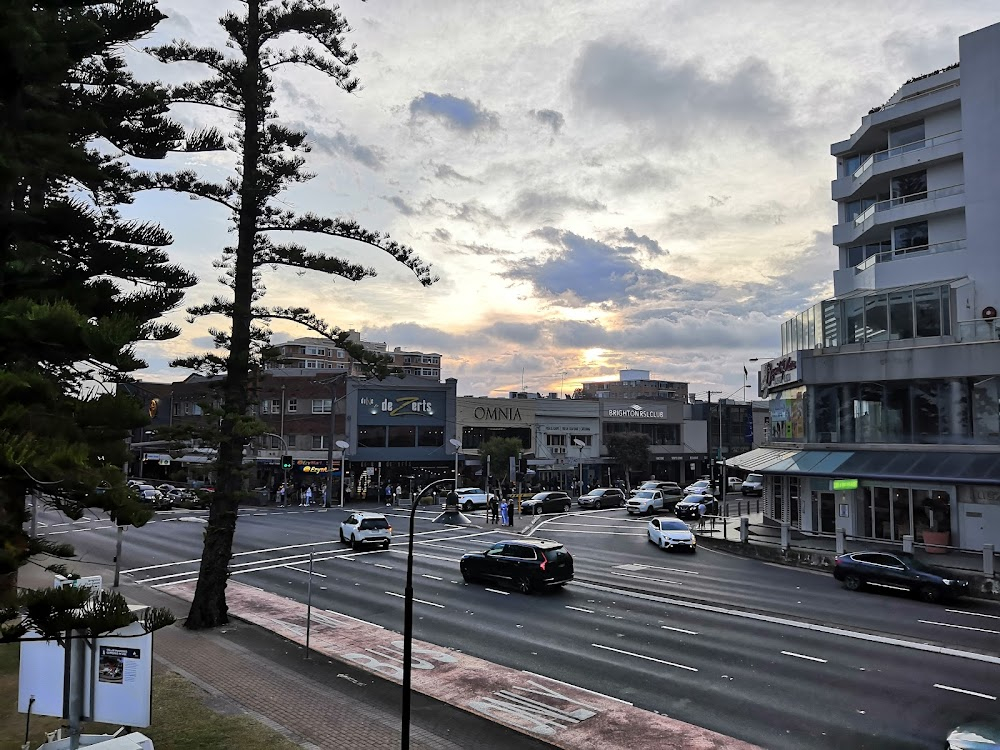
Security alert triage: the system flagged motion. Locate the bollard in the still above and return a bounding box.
[985,544,995,578]
[739,516,749,544]
[836,527,845,555]
[305,550,314,659]
[902,534,914,554]
[780,522,790,551]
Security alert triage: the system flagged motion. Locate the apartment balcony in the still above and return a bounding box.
[833,239,967,295]
[831,130,963,201]
[832,184,965,247]
[955,318,1000,343]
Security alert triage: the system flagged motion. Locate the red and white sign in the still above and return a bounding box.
[761,353,800,394]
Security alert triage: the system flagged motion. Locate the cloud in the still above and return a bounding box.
[385,195,416,215]
[305,129,386,170]
[433,163,478,183]
[505,228,685,307]
[530,108,565,134]
[570,39,793,146]
[617,227,667,257]
[507,189,606,224]
[409,92,500,132]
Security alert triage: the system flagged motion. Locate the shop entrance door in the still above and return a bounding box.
[818,492,836,534]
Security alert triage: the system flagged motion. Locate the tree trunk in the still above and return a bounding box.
[186,0,262,630]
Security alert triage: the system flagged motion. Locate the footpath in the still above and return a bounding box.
[21,505,759,750]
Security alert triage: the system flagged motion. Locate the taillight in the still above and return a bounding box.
[834,557,840,565]
[540,557,547,571]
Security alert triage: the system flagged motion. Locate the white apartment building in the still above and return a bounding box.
[733,22,1000,552]
[267,331,442,380]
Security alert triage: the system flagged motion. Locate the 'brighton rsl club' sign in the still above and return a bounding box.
[761,353,801,394]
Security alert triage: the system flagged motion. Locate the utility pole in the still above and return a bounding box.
[705,391,716,496]
[280,384,288,502]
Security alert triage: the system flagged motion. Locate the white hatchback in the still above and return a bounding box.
[647,517,696,552]
[340,512,392,550]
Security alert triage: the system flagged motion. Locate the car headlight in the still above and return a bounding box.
[942,578,964,586]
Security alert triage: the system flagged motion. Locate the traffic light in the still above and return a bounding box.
[281,455,293,470]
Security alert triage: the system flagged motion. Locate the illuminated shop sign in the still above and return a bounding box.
[607,408,665,418]
[762,353,800,392]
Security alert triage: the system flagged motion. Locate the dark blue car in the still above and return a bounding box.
[833,551,969,603]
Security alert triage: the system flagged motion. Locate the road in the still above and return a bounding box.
[33,501,1000,749]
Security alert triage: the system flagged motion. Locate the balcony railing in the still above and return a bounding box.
[956,318,1000,343]
[852,183,965,227]
[852,130,962,181]
[853,238,965,274]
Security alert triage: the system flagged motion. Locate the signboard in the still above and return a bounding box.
[832,478,858,490]
[358,390,446,424]
[761,353,800,394]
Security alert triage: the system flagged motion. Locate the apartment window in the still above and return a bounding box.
[545,434,566,446]
[183,401,191,415]
[893,221,928,253]
[404,356,412,364]
[286,398,297,413]
[305,346,327,356]
[421,368,436,376]
[336,350,345,359]
[287,435,297,448]
[888,121,925,153]
[261,398,280,414]
[847,241,890,267]
[305,359,319,369]
[173,402,181,416]
[269,435,282,449]
[312,398,332,414]
[312,435,329,450]
[569,435,592,447]
[891,170,926,204]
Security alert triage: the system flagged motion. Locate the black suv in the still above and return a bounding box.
[520,491,572,515]
[833,551,969,603]
[460,539,573,594]
[577,487,627,509]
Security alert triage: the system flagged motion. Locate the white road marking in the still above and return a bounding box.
[421,574,442,581]
[572,581,1000,667]
[384,591,444,608]
[73,519,92,524]
[661,625,699,635]
[137,547,348,583]
[565,606,595,613]
[946,609,1000,620]
[636,564,700,576]
[611,571,683,586]
[485,588,510,596]
[919,620,1000,635]
[528,529,644,536]
[253,513,267,516]
[781,651,828,663]
[520,670,633,706]
[933,684,996,700]
[374,564,393,570]
[388,549,457,564]
[151,577,199,588]
[592,644,698,672]
[45,530,71,535]
[286,565,327,578]
[416,543,470,552]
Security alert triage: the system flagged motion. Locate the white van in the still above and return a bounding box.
[741,474,764,496]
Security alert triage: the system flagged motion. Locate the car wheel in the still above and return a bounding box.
[339,529,346,544]
[647,531,654,543]
[659,537,666,550]
[516,577,533,595]
[461,567,474,583]
[382,540,390,550]
[741,490,747,496]
[918,585,944,604]
[351,534,359,550]
[843,574,863,592]
[534,505,542,515]
[594,500,602,510]
[463,500,474,512]
[562,502,571,513]
[646,507,654,516]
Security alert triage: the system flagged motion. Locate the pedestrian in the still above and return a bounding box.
[385,483,392,507]
[499,498,509,526]
[697,499,707,529]
[277,483,285,507]
[303,485,313,507]
[396,484,403,505]
[321,484,328,508]
[489,495,499,524]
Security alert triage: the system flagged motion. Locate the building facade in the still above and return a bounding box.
[266,331,442,380]
[575,369,689,403]
[735,23,1000,552]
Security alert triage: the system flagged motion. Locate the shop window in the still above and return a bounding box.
[914,286,943,337]
[417,426,443,447]
[358,426,386,448]
[387,425,416,448]
[546,434,566,446]
[888,290,914,340]
[845,298,864,344]
[913,489,951,541]
[912,380,942,442]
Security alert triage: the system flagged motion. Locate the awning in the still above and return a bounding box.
[725,448,799,472]
[178,455,214,464]
[767,450,853,476]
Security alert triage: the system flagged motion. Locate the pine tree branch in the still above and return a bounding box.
[137,170,238,210]
[253,237,374,280]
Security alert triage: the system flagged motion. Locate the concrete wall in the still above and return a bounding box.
[924,106,962,138]
[803,340,1000,384]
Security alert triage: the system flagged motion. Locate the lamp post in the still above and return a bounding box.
[572,438,585,496]
[336,440,350,507]
[449,437,461,490]
[402,488,471,749]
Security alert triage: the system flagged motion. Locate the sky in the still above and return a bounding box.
[121,1,999,400]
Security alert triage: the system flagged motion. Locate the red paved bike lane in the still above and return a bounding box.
[166,580,758,749]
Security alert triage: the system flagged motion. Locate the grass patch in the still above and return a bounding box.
[1,644,298,750]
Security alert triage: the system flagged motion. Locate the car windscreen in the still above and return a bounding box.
[360,518,389,530]
[542,547,567,562]
[634,491,655,499]
[747,474,763,481]
[662,520,689,530]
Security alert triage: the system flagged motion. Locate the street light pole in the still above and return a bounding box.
[336,440,350,507]
[572,438,585,496]
[449,438,461,490]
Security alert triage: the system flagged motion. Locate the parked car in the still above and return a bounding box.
[833,551,970,603]
[626,489,668,516]
[683,479,718,496]
[741,473,764,496]
[647,518,697,552]
[727,476,743,491]
[454,487,496,511]
[520,491,572,515]
[675,494,719,520]
[577,487,627,509]
[156,483,177,493]
[946,721,1000,749]
[629,481,682,498]
[460,539,573,593]
[339,512,392,550]
[136,487,171,510]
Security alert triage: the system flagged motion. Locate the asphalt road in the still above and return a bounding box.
[34,501,1000,749]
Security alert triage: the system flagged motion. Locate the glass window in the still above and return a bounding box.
[888,121,925,153]
[889,290,914,340]
[312,435,328,449]
[417,426,443,447]
[357,425,386,448]
[845,298,864,344]
[914,287,942,337]
[912,381,941,442]
[546,433,566,446]
[913,489,951,540]
[387,425,415,448]
[893,221,928,252]
[891,170,927,204]
[872,486,891,540]
[287,435,296,448]
[972,377,1000,442]
[844,154,862,175]
[287,398,297,413]
[892,488,911,540]
[864,294,888,343]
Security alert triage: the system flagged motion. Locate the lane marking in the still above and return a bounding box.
[661,625,699,635]
[781,650,828,663]
[416,543,470,552]
[388,550,457,564]
[919,620,1000,635]
[485,588,510,596]
[520,670,633,706]
[421,574,443,581]
[151,577,199,588]
[592,643,698,672]
[610,571,683,587]
[565,606,595,613]
[946,609,1000,621]
[572,581,1000,667]
[637,564,700,576]
[384,591,444,608]
[933,684,996,700]
[286,565,327,578]
[374,564,393,570]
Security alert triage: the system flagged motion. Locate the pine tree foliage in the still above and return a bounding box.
[0,0,191,639]
[144,0,437,629]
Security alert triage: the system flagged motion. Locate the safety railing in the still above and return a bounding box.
[853,183,964,227]
[851,130,962,181]
[853,238,965,273]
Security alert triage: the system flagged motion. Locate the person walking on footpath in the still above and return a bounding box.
[385,483,393,507]
[489,494,499,524]
[697,499,707,530]
[321,484,328,508]
[303,485,313,507]
[277,483,286,507]
[499,497,509,526]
